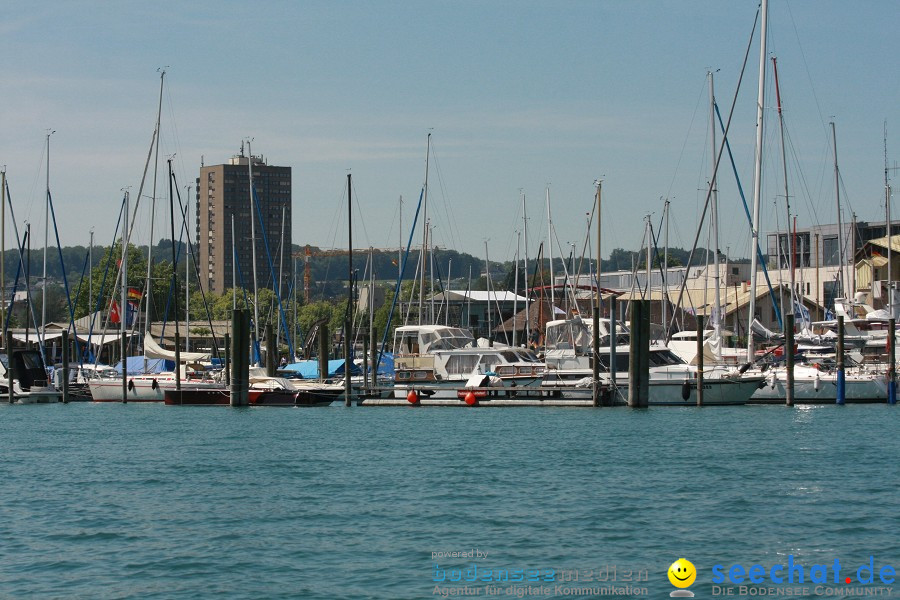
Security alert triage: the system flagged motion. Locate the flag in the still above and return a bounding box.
[127,287,143,300]
[126,301,138,326]
[110,300,121,324]
[793,300,811,329]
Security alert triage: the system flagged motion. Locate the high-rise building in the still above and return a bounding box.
[196,147,292,296]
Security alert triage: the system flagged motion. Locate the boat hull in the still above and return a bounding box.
[749,371,888,404]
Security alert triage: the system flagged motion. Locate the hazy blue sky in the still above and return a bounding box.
[1,1,897,265]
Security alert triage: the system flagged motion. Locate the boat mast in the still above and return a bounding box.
[513,230,520,347]
[885,122,894,317]
[772,57,794,327]
[43,129,53,343]
[167,158,181,390]
[709,70,722,339]
[277,204,286,351]
[547,186,555,310]
[247,139,260,365]
[145,70,165,343]
[418,134,430,325]
[522,190,530,343]
[345,172,352,405]
[747,0,768,359]
[185,185,191,353]
[231,215,237,311]
[831,121,846,301]
[662,198,669,337]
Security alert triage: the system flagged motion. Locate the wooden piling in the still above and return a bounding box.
[224,333,230,387]
[696,315,704,407]
[592,305,600,408]
[628,300,650,408]
[61,330,70,404]
[344,319,351,407]
[230,309,250,406]
[836,315,845,405]
[318,324,329,380]
[6,331,14,404]
[121,329,128,403]
[265,323,275,377]
[608,296,617,406]
[889,318,896,405]
[785,313,795,407]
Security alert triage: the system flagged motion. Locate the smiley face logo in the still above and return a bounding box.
[668,558,696,588]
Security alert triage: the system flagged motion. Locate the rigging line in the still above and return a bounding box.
[350,179,371,247]
[784,1,830,142]
[4,183,46,354]
[376,186,424,371]
[667,6,763,339]
[429,142,463,251]
[665,76,709,200]
[171,174,223,361]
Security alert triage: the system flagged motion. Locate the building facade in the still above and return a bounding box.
[196,149,292,295]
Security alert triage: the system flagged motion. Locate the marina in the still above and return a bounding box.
[2,1,899,598]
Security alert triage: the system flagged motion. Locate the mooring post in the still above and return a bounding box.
[370,332,377,391]
[6,331,14,404]
[362,335,369,395]
[592,304,600,408]
[836,315,845,405]
[638,300,650,407]
[785,313,795,407]
[61,330,70,404]
[318,324,329,380]
[628,300,650,408]
[224,332,231,388]
[889,318,896,405]
[608,296,617,406]
[230,309,249,407]
[265,323,275,377]
[696,316,704,407]
[344,319,351,407]
[121,328,128,403]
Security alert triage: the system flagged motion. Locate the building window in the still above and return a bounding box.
[823,236,840,266]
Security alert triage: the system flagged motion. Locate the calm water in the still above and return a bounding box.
[0,403,897,599]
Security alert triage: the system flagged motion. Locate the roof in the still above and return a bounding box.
[428,290,530,303]
[862,235,900,255]
[616,283,818,317]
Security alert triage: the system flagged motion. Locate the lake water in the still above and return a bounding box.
[0,402,897,599]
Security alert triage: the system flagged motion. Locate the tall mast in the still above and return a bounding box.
[145,70,165,341]
[831,122,846,300]
[663,198,669,336]
[185,185,191,352]
[522,190,530,343]
[513,230,520,347]
[418,133,430,325]
[247,139,260,365]
[168,158,181,390]
[547,186,555,309]
[709,70,722,337]
[885,122,893,316]
[772,57,794,326]
[346,172,353,405]
[747,0,768,359]
[43,129,53,340]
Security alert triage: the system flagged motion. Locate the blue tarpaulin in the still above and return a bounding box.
[114,356,174,375]
[280,359,363,379]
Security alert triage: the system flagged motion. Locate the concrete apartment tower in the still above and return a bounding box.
[196,144,292,295]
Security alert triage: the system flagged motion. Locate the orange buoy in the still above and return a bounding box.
[464,391,477,406]
[407,390,419,404]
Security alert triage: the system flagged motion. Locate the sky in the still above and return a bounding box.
[1,1,898,267]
